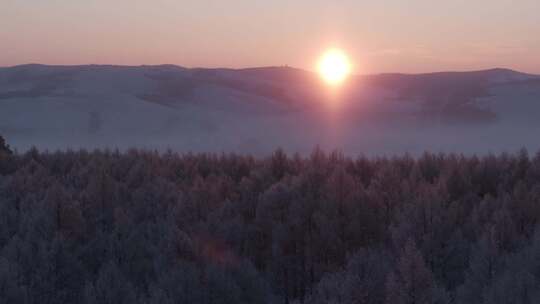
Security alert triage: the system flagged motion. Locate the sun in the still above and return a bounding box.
[318,49,351,85]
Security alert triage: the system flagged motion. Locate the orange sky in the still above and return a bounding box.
[1,0,539,74]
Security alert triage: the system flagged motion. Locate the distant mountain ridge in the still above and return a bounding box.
[2,63,538,76]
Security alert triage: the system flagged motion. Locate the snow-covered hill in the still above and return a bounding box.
[1,64,539,155]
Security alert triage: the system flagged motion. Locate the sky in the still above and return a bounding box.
[1,0,539,74]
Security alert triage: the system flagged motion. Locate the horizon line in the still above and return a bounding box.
[0,63,538,77]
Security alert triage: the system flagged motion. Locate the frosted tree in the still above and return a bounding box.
[0,135,12,155]
[83,261,137,304]
[0,257,28,304]
[456,228,502,304]
[385,239,435,304]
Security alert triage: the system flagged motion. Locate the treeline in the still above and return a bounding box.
[1,141,540,303]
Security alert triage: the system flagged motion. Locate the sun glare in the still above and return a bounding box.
[318,49,351,85]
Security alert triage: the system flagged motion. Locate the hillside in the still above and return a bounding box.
[1,64,539,154]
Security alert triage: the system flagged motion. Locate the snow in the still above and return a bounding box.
[1,65,539,155]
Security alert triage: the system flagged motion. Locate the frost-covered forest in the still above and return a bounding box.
[2,135,540,303]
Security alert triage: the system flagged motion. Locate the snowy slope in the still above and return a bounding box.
[0,64,539,155]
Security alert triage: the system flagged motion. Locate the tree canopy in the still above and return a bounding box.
[1,147,540,303]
